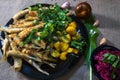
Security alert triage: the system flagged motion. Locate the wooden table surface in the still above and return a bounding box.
[0,0,120,80]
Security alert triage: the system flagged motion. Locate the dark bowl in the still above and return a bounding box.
[0,4,88,80]
[91,45,120,80]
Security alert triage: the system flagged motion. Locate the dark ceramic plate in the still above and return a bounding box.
[0,4,88,80]
[91,45,120,80]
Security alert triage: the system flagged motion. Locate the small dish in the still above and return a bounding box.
[91,45,120,80]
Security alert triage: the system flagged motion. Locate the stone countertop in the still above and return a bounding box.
[0,0,120,80]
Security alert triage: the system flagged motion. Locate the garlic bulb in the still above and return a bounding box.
[61,2,71,9]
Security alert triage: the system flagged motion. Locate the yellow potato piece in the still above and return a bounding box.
[54,42,61,51]
[60,42,69,51]
[67,48,74,53]
[66,26,76,35]
[73,49,79,54]
[51,50,60,58]
[61,34,71,43]
[68,21,77,28]
[60,52,68,61]
[67,48,79,54]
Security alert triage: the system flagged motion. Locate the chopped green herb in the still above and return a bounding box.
[102,53,120,79]
[28,3,42,11]
[112,57,119,68]
[33,20,39,25]
[71,39,86,52]
[103,53,119,67]
[36,37,41,42]
[36,4,72,42]
[22,29,38,46]
[103,53,110,57]
[28,6,39,11]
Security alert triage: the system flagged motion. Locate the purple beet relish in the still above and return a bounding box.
[94,50,120,80]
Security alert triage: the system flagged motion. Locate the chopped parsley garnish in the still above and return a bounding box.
[22,4,72,45]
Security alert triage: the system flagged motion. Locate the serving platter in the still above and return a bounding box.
[0,4,88,80]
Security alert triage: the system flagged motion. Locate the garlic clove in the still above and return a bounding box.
[93,19,99,27]
[99,37,107,45]
[61,2,71,9]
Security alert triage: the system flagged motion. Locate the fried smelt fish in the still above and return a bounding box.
[28,11,38,17]
[13,36,22,45]
[1,38,9,62]
[12,21,33,28]
[18,23,44,40]
[32,23,44,29]
[43,61,56,68]
[22,49,56,68]
[23,49,57,62]
[10,39,17,50]
[23,44,41,50]
[8,33,17,39]
[18,28,32,40]
[13,9,29,20]
[10,40,22,71]
[7,50,41,62]
[25,59,49,75]
[13,19,25,25]
[25,16,39,21]
[0,26,25,33]
[31,40,46,49]
[13,57,22,71]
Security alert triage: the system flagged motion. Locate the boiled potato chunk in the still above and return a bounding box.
[60,42,69,51]
[61,34,71,43]
[67,48,79,54]
[60,51,68,61]
[54,41,61,51]
[66,26,76,35]
[73,48,79,54]
[67,48,74,53]
[51,50,60,58]
[68,21,77,28]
